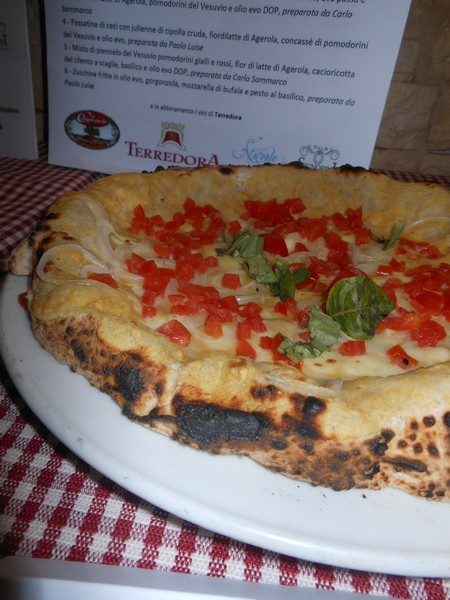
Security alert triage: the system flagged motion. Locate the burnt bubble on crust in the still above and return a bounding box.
[250,384,278,400]
[114,364,146,404]
[443,412,450,428]
[172,396,270,449]
[338,164,366,173]
[218,166,234,176]
[383,456,428,473]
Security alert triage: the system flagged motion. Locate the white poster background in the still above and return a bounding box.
[0,0,38,160]
[44,0,411,174]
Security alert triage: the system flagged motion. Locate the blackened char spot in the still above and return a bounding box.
[271,439,287,450]
[174,398,269,448]
[219,166,233,175]
[41,236,53,246]
[381,429,395,443]
[70,339,87,363]
[339,164,366,173]
[35,221,50,232]
[384,457,427,473]
[370,437,388,456]
[154,381,164,397]
[114,365,146,404]
[287,160,309,170]
[251,384,277,400]
[295,421,317,439]
[44,212,59,220]
[303,396,325,417]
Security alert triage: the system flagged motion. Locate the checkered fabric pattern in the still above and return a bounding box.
[1,149,450,598]
[0,146,104,261]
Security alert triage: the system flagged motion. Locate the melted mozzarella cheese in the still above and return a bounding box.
[41,198,450,382]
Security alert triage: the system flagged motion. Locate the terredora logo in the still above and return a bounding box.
[158,122,185,150]
[64,110,120,150]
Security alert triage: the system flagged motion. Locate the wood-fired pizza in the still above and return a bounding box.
[7,164,450,501]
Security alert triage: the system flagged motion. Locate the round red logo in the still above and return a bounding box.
[64,110,120,150]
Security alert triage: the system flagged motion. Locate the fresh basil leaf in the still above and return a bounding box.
[308,306,342,347]
[227,232,311,301]
[278,336,323,361]
[326,276,394,340]
[271,260,291,300]
[227,231,263,258]
[276,306,341,363]
[247,254,278,283]
[371,221,404,251]
[270,262,311,301]
[293,267,311,286]
[383,221,404,250]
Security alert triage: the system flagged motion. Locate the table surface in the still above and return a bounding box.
[1,147,450,599]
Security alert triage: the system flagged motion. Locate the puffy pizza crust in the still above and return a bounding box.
[10,164,450,501]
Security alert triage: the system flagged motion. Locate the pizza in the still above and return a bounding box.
[7,163,450,501]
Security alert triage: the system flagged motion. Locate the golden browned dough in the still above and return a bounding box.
[10,164,450,500]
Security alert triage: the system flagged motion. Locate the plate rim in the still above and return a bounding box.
[2,273,450,578]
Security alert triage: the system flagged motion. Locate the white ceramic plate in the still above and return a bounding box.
[2,274,450,578]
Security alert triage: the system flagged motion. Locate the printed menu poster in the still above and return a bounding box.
[0,0,38,160]
[44,0,411,174]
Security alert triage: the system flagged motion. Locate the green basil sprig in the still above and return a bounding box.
[227,231,310,301]
[277,277,394,362]
[371,221,404,250]
[277,306,341,362]
[326,276,394,340]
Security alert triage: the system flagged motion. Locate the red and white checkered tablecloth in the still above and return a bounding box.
[1,147,450,598]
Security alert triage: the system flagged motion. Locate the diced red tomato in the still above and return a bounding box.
[399,238,442,259]
[263,233,289,257]
[294,242,309,253]
[168,293,186,304]
[238,302,263,318]
[326,248,351,268]
[236,320,252,340]
[331,207,364,232]
[142,305,156,318]
[381,277,402,306]
[236,339,256,360]
[243,198,294,229]
[409,290,445,316]
[307,256,339,279]
[157,319,191,347]
[228,220,242,236]
[88,272,118,289]
[410,319,446,347]
[222,273,241,289]
[219,295,240,312]
[327,265,368,290]
[204,317,223,338]
[175,261,195,283]
[245,314,267,333]
[441,296,450,322]
[339,340,366,356]
[259,333,303,370]
[126,253,146,274]
[152,243,172,258]
[378,312,423,332]
[386,344,418,370]
[324,231,348,253]
[296,217,328,242]
[178,283,220,300]
[285,197,305,214]
[353,227,371,246]
[171,300,201,316]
